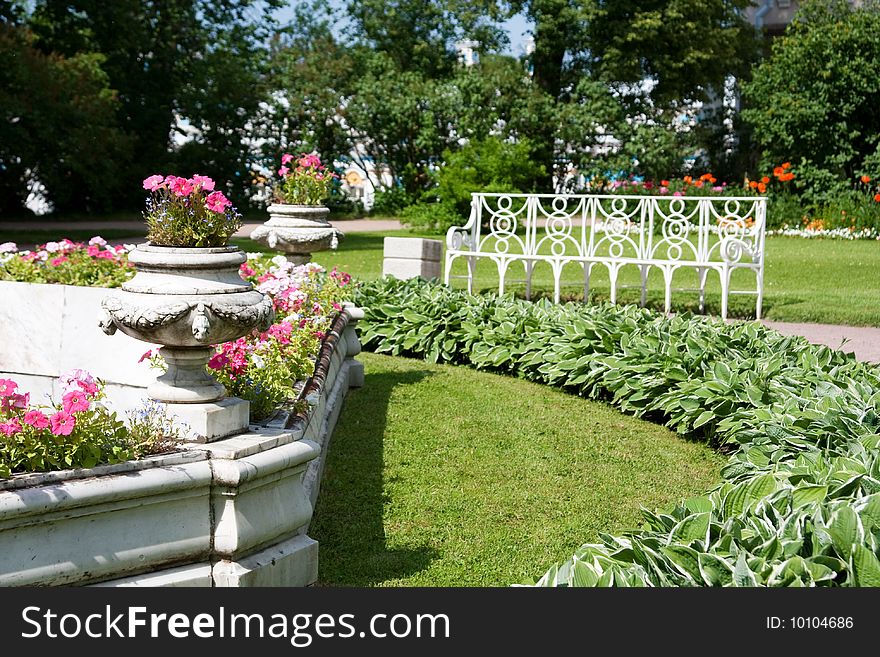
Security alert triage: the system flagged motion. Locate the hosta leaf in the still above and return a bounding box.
[660,545,702,583]
[850,545,880,587]
[791,485,828,509]
[670,512,710,544]
[829,506,863,559]
[571,558,599,587]
[698,553,733,586]
[733,551,759,587]
[684,497,714,514]
[723,474,778,518]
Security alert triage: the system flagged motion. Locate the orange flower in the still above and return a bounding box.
[683,175,692,184]
[761,176,770,184]
[773,166,784,177]
[874,193,880,202]
[749,180,758,189]
[708,176,717,184]
[694,180,704,188]
[700,173,712,181]
[781,162,791,169]
[778,172,795,182]
[661,180,670,187]
[757,182,767,193]
[861,175,871,184]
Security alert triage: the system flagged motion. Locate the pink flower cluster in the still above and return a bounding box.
[142,174,231,215]
[277,152,328,178]
[208,338,253,377]
[15,237,127,266]
[0,370,98,438]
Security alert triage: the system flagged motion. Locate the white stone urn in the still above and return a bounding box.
[250,204,343,264]
[99,244,274,404]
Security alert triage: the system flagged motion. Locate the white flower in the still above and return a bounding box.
[0,242,17,253]
[251,354,265,369]
[89,236,107,246]
[44,241,60,253]
[271,254,288,268]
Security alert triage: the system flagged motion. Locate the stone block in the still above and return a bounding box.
[91,563,213,587]
[212,534,318,587]
[383,257,441,280]
[167,397,250,442]
[383,236,442,261]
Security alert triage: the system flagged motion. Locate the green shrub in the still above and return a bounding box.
[398,200,463,234]
[742,0,880,203]
[355,278,880,586]
[371,186,415,216]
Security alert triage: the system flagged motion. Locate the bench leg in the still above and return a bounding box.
[583,262,591,303]
[525,260,534,301]
[639,265,649,307]
[467,256,476,294]
[720,266,731,321]
[663,267,674,315]
[755,268,764,320]
[553,261,562,304]
[609,264,619,305]
[698,267,709,314]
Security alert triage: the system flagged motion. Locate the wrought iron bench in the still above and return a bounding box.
[444,193,766,320]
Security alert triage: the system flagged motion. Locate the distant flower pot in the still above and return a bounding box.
[250,204,343,264]
[99,244,274,403]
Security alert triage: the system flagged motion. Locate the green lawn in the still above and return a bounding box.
[310,352,725,587]
[239,232,880,327]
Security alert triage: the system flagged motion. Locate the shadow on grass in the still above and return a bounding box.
[310,366,439,586]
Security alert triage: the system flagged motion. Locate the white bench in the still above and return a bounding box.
[444,193,767,320]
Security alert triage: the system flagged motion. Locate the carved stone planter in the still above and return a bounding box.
[250,204,343,264]
[99,244,274,411]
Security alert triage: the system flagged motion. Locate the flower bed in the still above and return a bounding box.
[355,278,880,587]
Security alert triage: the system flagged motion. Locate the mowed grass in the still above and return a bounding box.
[310,352,725,587]
[238,231,880,327]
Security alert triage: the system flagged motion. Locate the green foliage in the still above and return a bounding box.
[400,137,545,233]
[0,239,134,287]
[371,186,416,216]
[0,23,130,215]
[25,0,281,212]
[742,0,880,203]
[0,377,178,478]
[354,277,880,586]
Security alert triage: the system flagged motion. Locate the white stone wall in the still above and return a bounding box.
[0,281,156,413]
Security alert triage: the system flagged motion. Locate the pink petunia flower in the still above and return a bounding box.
[205,191,232,214]
[4,392,29,410]
[87,245,101,257]
[24,409,49,429]
[239,263,256,278]
[59,369,97,396]
[0,242,17,253]
[50,256,69,266]
[62,390,90,414]
[192,174,216,191]
[49,411,76,436]
[208,353,230,370]
[143,175,165,191]
[95,251,116,260]
[0,418,22,436]
[89,236,107,247]
[0,379,18,397]
[169,176,195,197]
[278,166,290,177]
[138,350,154,364]
[281,153,294,165]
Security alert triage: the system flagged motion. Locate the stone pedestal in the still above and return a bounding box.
[383,236,442,280]
[251,204,343,264]
[167,397,250,443]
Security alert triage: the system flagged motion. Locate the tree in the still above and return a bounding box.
[741,0,880,200]
[28,0,282,210]
[0,24,130,214]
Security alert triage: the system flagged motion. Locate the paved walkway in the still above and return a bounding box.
[2,217,877,363]
[760,320,880,364]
